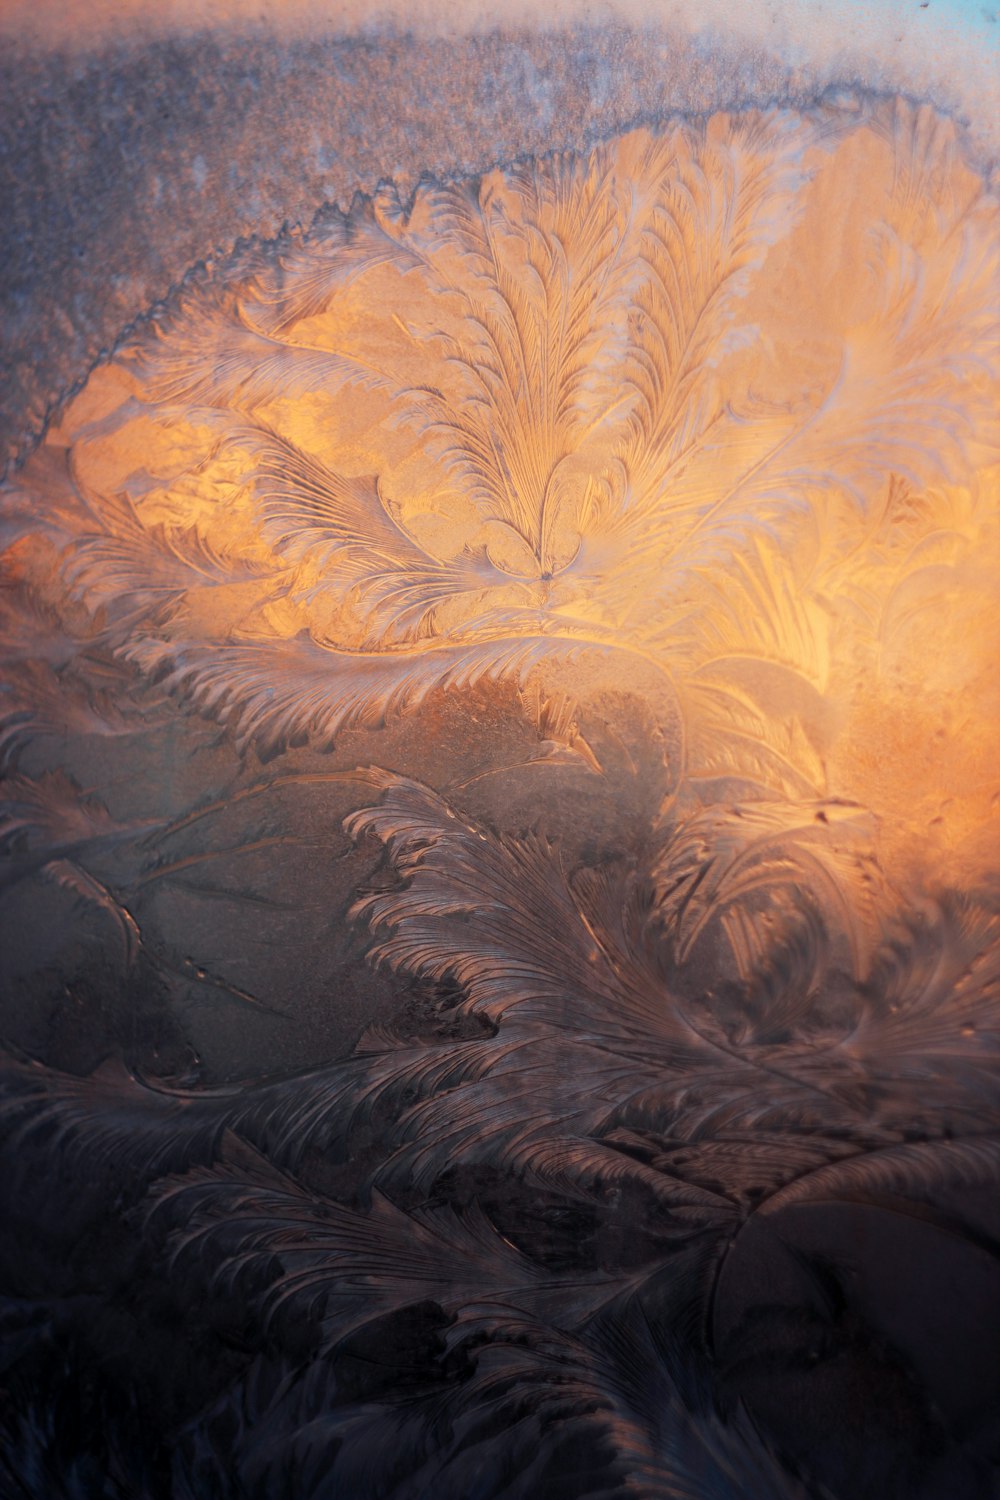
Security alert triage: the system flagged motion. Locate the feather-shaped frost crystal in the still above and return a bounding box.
[5,102,995,842]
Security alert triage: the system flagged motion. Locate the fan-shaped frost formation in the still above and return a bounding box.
[0,99,998,1499]
[6,101,996,812]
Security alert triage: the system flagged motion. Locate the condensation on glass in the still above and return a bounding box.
[1,99,998,1499]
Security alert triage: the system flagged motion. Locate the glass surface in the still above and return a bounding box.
[1,34,998,1500]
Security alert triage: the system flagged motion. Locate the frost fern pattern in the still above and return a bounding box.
[1,99,999,1500]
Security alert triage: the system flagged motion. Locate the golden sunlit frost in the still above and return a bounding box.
[4,98,999,886]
